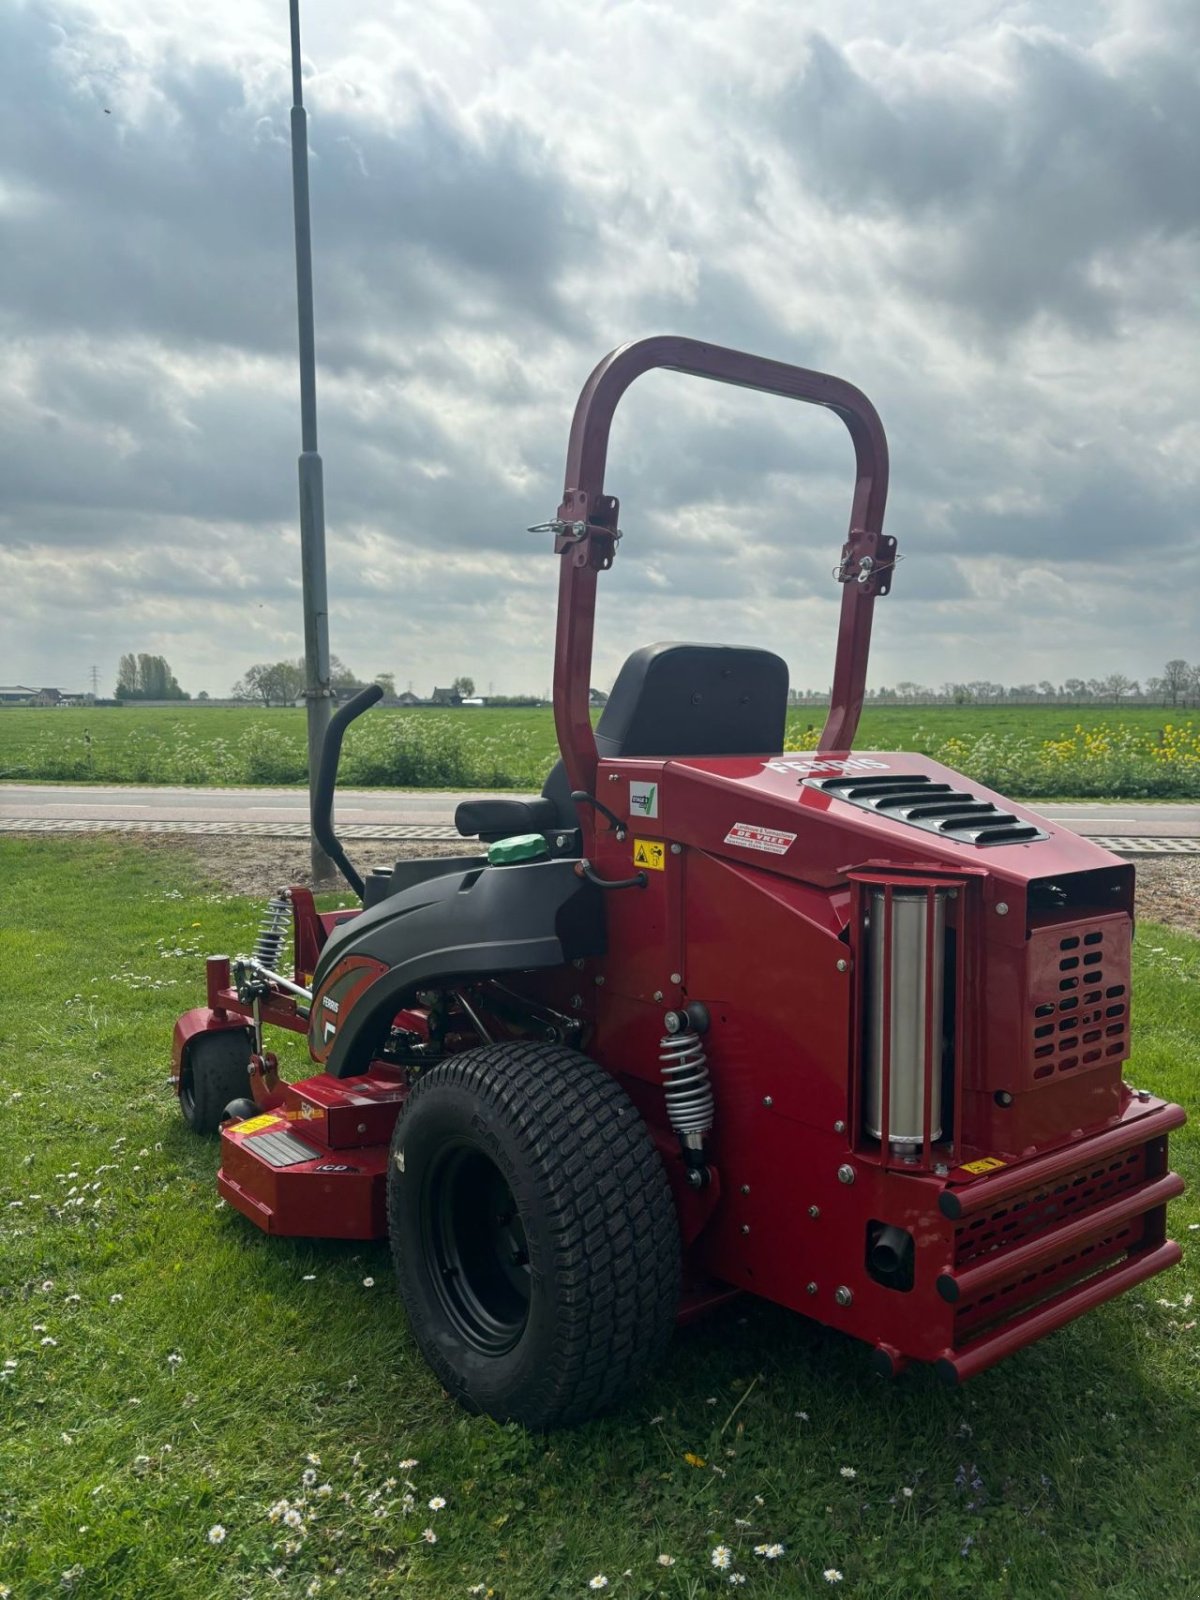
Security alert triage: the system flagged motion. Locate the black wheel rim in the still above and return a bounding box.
[421,1142,531,1357]
[179,1062,195,1118]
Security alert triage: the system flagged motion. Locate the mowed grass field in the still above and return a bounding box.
[1,704,1198,797]
[1,835,1199,1598]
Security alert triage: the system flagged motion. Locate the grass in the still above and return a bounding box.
[1,836,1198,1598]
[1,705,1198,798]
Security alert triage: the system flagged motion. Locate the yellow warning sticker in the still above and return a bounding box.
[633,838,666,871]
[961,1156,1007,1175]
[233,1114,283,1136]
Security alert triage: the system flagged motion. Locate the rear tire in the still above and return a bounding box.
[387,1041,681,1428]
[179,1031,252,1135]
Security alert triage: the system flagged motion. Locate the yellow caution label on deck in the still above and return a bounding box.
[633,838,666,871]
[233,1114,284,1136]
[961,1156,1007,1175]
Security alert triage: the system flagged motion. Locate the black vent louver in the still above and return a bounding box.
[805,773,1048,846]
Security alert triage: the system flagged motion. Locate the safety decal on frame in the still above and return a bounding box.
[629,780,659,820]
[724,822,797,856]
[233,1114,284,1136]
[633,838,666,871]
[960,1156,1007,1175]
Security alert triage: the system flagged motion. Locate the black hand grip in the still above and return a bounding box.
[311,682,383,896]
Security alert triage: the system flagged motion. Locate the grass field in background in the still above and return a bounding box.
[1,704,1197,797]
[1,835,1199,1598]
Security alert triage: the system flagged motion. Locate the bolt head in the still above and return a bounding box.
[356,1123,367,1135]
[608,772,620,782]
[555,834,566,848]
[833,1119,846,1134]
[652,989,663,1002]
[834,1285,853,1307]
[669,972,682,985]
[836,958,848,973]
[837,1163,855,1186]
[762,1095,774,1108]
[995,901,1009,916]
[933,1162,950,1177]
[740,1184,751,1195]
[670,842,682,855]
[807,1205,820,1219]
[594,974,605,986]
[570,994,582,1010]
[806,1281,818,1295]
[740,1223,751,1235]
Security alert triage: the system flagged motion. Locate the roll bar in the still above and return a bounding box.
[312,682,383,897]
[549,336,894,797]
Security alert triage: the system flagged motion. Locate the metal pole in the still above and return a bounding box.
[288,0,335,884]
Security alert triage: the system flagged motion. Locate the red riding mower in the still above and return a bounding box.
[172,337,1185,1427]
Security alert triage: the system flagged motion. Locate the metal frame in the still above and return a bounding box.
[549,336,894,798]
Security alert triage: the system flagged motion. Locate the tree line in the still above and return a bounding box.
[115,653,186,701]
[789,660,1200,708]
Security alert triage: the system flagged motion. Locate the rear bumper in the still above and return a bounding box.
[930,1098,1186,1380]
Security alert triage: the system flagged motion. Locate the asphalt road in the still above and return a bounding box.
[1,783,1197,842]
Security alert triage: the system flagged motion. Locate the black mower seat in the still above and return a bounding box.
[454,642,789,844]
[454,795,558,840]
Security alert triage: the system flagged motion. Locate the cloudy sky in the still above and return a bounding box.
[1,0,1196,699]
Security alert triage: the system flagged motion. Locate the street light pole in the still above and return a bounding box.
[288,0,335,884]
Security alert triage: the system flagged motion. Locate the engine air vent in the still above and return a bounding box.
[805,773,1048,847]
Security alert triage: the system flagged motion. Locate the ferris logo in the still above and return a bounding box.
[765,756,891,776]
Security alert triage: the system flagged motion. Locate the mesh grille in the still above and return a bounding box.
[954,1147,1147,1268]
[1028,923,1129,1083]
[951,1145,1153,1347]
[805,773,1047,846]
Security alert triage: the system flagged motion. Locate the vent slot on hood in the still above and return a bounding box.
[805,773,1048,847]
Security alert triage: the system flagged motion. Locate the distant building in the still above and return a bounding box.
[0,685,85,706]
[430,686,463,707]
[395,690,422,706]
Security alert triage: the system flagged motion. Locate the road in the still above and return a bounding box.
[1,784,1197,850]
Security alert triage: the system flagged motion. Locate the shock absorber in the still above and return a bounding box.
[252,890,292,972]
[659,1003,713,1186]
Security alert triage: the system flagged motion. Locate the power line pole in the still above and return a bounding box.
[288,0,335,884]
[90,664,99,700]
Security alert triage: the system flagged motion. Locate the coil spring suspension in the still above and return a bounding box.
[659,1012,713,1142]
[252,890,292,971]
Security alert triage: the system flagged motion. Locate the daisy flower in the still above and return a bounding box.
[711,1546,732,1570]
[824,1570,843,1584]
[207,1525,227,1545]
[422,1527,438,1544]
[428,1496,446,1511]
[839,1466,857,1480]
[588,1579,608,1592]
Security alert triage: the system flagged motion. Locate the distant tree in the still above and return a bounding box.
[1162,660,1190,707]
[1038,681,1056,700]
[197,690,210,701]
[374,672,397,698]
[328,655,364,693]
[1104,673,1134,702]
[232,661,305,707]
[452,675,476,699]
[115,652,184,700]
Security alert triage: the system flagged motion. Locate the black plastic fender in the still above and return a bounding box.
[311,858,605,1078]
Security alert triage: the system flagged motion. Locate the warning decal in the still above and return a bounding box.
[633,838,666,871]
[961,1156,1007,1175]
[724,822,797,856]
[232,1114,284,1136]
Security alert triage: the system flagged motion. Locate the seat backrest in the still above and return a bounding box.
[540,642,789,823]
[595,642,789,759]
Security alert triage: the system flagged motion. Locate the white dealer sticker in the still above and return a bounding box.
[629,779,659,819]
[724,822,797,855]
[765,756,891,775]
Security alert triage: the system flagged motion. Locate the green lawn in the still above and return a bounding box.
[0,704,1196,797]
[1,836,1198,1598]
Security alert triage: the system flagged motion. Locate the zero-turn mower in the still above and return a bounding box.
[173,336,1185,1427]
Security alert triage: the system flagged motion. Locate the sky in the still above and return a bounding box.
[1,0,1197,699]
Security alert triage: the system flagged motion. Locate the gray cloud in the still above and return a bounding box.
[0,0,1197,700]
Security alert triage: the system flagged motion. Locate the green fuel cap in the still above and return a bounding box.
[487,833,551,866]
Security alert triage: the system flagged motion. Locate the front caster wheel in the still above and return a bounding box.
[387,1042,681,1428]
[178,1030,252,1136]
